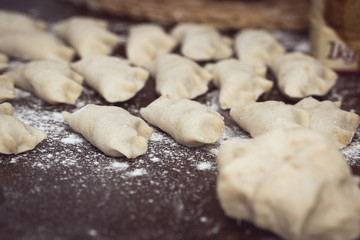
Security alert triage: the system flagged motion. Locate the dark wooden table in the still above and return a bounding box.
[0,1,359,239]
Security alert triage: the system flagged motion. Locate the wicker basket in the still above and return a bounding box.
[65,0,310,31]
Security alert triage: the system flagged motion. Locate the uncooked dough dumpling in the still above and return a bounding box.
[53,17,119,58]
[0,75,16,102]
[62,104,153,158]
[269,52,337,99]
[230,100,310,137]
[0,10,46,33]
[0,53,9,72]
[206,59,272,109]
[0,102,47,154]
[127,24,176,66]
[235,29,285,68]
[72,55,149,103]
[171,23,232,61]
[6,60,83,104]
[217,129,360,240]
[295,97,360,149]
[145,53,212,99]
[0,31,74,61]
[140,96,224,147]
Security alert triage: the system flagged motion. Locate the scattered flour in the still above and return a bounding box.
[61,134,84,144]
[196,162,212,171]
[126,168,147,177]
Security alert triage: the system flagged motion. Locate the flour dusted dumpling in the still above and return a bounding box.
[53,17,119,58]
[171,23,232,61]
[127,24,176,66]
[0,10,45,33]
[206,59,272,109]
[0,53,9,72]
[62,104,153,158]
[0,75,16,102]
[6,60,83,104]
[217,129,360,240]
[295,97,360,149]
[145,53,212,99]
[72,55,149,103]
[0,31,74,61]
[0,102,47,154]
[235,29,285,68]
[230,101,310,137]
[269,52,337,99]
[140,97,224,147]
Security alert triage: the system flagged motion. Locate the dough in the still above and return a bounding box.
[62,104,153,158]
[206,59,272,109]
[171,23,232,61]
[140,96,224,147]
[0,75,16,102]
[127,24,176,66]
[0,10,45,33]
[230,100,310,137]
[217,129,360,240]
[235,29,285,68]
[6,60,83,104]
[295,97,360,149]
[72,55,149,103]
[0,102,47,154]
[53,17,119,58]
[269,52,338,99]
[145,53,212,99]
[0,31,74,62]
[0,53,9,72]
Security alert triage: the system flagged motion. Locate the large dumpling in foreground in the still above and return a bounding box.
[217,128,360,240]
[145,53,212,99]
[140,97,224,147]
[269,52,337,99]
[0,102,47,154]
[62,104,153,158]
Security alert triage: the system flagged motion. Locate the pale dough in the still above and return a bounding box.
[72,55,149,103]
[206,59,272,109]
[62,104,153,158]
[6,60,83,104]
[0,31,74,61]
[127,24,176,66]
[171,23,232,61]
[53,17,119,58]
[0,102,47,154]
[235,29,285,68]
[0,10,45,34]
[140,96,224,147]
[269,52,338,99]
[0,53,9,72]
[0,75,16,102]
[145,53,212,99]
[217,128,360,240]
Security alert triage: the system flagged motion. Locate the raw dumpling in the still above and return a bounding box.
[235,29,285,68]
[62,104,153,158]
[0,102,47,154]
[269,52,337,99]
[171,23,232,61]
[140,97,224,147]
[0,75,16,102]
[145,53,212,99]
[6,60,83,104]
[295,97,360,149]
[0,53,9,72]
[206,59,272,109]
[230,100,310,137]
[217,129,360,240]
[0,31,74,61]
[53,17,119,58]
[72,55,149,103]
[127,24,176,66]
[0,10,45,33]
